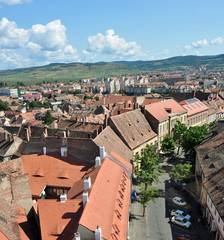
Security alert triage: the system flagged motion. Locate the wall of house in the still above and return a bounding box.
[187,110,208,127]
[206,194,224,240]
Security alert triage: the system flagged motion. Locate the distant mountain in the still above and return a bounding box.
[0,54,224,85]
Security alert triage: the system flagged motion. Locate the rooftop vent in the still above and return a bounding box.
[83,191,88,207]
[84,177,91,191]
[60,194,67,203]
[43,147,46,155]
[100,146,105,160]
[61,146,68,157]
[72,232,81,240]
[95,156,101,168]
[95,226,102,240]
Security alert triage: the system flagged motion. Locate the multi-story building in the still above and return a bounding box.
[195,121,224,240]
[0,88,18,97]
[143,99,187,148]
[180,98,208,127]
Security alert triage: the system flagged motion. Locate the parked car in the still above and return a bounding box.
[172,197,187,206]
[171,216,191,228]
[177,234,192,240]
[171,209,191,220]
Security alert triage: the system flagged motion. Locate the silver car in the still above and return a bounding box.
[171,216,191,228]
[172,197,187,206]
[170,209,191,220]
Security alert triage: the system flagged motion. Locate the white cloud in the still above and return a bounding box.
[0,0,31,5]
[184,45,192,50]
[29,20,67,51]
[0,49,30,68]
[0,18,80,69]
[194,50,200,56]
[211,37,224,45]
[0,17,28,49]
[85,29,145,59]
[192,38,208,48]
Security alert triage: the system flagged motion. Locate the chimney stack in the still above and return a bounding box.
[44,127,48,137]
[100,146,105,160]
[66,128,70,137]
[43,147,47,155]
[83,191,88,207]
[60,193,67,203]
[95,156,101,168]
[72,233,81,240]
[25,126,31,142]
[95,226,102,240]
[85,116,88,123]
[84,177,91,191]
[61,146,68,157]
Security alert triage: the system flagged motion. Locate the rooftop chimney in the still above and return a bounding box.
[95,226,102,240]
[85,116,88,123]
[95,156,101,168]
[60,193,67,203]
[44,127,48,137]
[25,127,30,142]
[84,177,91,191]
[83,191,88,207]
[100,146,105,160]
[72,232,81,240]
[61,146,68,157]
[66,128,70,137]
[43,147,47,155]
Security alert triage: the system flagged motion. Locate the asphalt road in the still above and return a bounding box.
[147,173,173,240]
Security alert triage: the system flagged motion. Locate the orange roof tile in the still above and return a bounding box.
[145,99,187,122]
[38,199,82,240]
[180,98,208,116]
[22,153,94,196]
[79,157,130,240]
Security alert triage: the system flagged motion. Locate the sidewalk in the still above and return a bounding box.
[128,185,150,240]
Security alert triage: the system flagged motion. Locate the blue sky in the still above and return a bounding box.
[0,0,224,70]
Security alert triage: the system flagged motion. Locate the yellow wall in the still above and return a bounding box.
[158,113,187,149]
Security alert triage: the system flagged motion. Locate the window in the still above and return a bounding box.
[160,125,162,133]
[163,124,165,132]
[181,117,183,122]
[188,120,190,126]
[141,148,144,155]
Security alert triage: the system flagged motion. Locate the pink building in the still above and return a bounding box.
[180,98,208,127]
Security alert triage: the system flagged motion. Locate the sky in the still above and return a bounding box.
[0,0,224,70]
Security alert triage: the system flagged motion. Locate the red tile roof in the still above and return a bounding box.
[180,98,208,116]
[144,99,187,122]
[38,199,82,240]
[79,157,130,240]
[22,153,94,196]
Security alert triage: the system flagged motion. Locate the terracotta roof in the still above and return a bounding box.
[141,98,162,107]
[79,157,130,240]
[0,230,9,240]
[180,98,208,116]
[94,95,135,105]
[22,153,94,196]
[109,109,157,150]
[19,112,35,122]
[38,199,82,240]
[144,99,187,122]
[204,169,224,217]
[94,126,133,163]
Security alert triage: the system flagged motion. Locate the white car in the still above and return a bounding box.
[171,216,191,228]
[172,197,187,206]
[171,209,191,220]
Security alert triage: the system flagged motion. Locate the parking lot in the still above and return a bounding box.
[147,161,215,240]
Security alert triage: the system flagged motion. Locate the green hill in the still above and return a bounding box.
[0,54,224,86]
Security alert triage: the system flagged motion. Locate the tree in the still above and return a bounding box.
[161,135,175,156]
[0,100,9,111]
[173,121,187,155]
[170,164,192,182]
[139,187,158,217]
[44,110,53,126]
[135,145,164,216]
[94,96,100,101]
[181,125,208,159]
